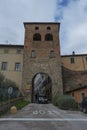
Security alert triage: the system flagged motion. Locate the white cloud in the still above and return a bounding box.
[56,0,87,54]
[0,0,87,55]
[0,0,57,44]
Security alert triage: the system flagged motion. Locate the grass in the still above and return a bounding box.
[15,100,30,110]
[0,99,30,117]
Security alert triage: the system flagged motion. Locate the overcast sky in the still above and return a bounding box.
[0,0,87,55]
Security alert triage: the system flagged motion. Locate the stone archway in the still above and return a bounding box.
[32,72,52,103]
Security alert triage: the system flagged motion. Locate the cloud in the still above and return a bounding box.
[0,0,57,44]
[56,0,87,54]
[0,27,19,43]
[0,0,87,55]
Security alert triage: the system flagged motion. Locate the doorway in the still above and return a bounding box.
[32,72,52,103]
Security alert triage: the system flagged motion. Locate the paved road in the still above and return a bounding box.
[1,103,87,130]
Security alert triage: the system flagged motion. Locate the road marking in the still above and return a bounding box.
[33,111,38,114]
[39,110,46,114]
[32,110,60,115]
[52,110,60,115]
[48,111,53,115]
[0,118,87,121]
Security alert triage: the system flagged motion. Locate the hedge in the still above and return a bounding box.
[53,95,78,110]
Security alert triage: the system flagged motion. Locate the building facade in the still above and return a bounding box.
[0,44,23,91]
[0,22,87,103]
[61,53,87,71]
[61,53,87,103]
[22,23,63,102]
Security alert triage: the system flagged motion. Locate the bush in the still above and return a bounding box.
[15,100,29,110]
[0,73,22,102]
[53,95,78,110]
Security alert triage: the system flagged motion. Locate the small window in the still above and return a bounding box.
[1,62,7,70]
[35,27,39,30]
[4,49,9,53]
[16,49,21,54]
[15,63,21,71]
[72,93,74,97]
[45,33,53,41]
[47,26,51,30]
[81,93,85,100]
[33,33,41,41]
[70,57,75,64]
[50,50,55,58]
[83,97,87,102]
[85,57,87,62]
[31,50,36,58]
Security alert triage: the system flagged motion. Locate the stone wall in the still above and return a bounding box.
[62,66,87,93]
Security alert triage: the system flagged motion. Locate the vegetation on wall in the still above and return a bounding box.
[0,73,22,102]
[53,95,78,110]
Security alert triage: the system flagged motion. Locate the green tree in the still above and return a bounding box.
[0,73,21,101]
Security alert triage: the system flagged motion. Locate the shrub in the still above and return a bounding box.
[15,100,29,110]
[53,95,78,110]
[0,73,22,102]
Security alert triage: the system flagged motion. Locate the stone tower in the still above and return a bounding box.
[22,22,63,102]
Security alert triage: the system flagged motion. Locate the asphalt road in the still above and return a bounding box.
[1,103,87,130]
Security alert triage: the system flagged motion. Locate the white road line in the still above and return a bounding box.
[0,118,87,121]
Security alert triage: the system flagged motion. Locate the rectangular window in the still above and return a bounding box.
[81,93,85,100]
[72,92,74,97]
[1,62,7,70]
[16,49,22,54]
[50,50,55,58]
[15,63,21,71]
[85,57,87,62]
[31,50,36,58]
[4,49,9,53]
[70,57,75,64]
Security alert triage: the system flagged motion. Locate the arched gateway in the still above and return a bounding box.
[22,22,63,102]
[32,72,52,103]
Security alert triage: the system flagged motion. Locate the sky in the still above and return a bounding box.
[0,0,87,55]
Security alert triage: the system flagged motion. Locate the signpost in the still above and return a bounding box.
[8,87,13,107]
[8,87,13,95]
[25,84,30,94]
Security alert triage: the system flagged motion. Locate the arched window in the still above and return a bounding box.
[35,27,39,30]
[45,33,53,41]
[33,33,41,41]
[47,26,51,30]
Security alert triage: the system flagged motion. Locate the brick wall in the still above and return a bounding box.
[22,23,63,101]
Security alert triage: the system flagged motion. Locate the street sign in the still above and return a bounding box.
[25,84,30,94]
[8,87,13,95]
